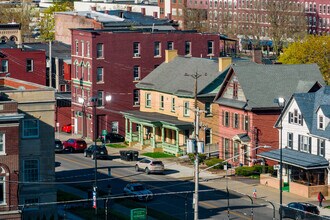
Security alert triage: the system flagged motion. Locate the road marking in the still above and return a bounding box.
[57,155,91,169]
[200,201,251,220]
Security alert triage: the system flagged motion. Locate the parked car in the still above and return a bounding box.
[61,124,72,133]
[123,183,153,201]
[135,159,164,174]
[55,139,63,153]
[280,202,320,220]
[105,133,125,143]
[84,145,108,159]
[62,139,87,152]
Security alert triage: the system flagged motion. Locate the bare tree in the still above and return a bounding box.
[183,7,209,32]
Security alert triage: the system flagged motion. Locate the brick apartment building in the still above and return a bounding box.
[71,28,223,140]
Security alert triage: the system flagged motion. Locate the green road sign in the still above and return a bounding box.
[131,208,147,220]
[102,130,108,136]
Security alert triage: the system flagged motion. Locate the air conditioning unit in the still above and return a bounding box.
[134,77,140,81]
[134,53,140,57]
[134,101,140,106]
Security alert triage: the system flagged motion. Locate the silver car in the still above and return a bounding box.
[123,183,153,201]
[135,159,164,174]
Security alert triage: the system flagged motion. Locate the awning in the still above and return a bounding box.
[258,148,329,170]
[232,133,251,144]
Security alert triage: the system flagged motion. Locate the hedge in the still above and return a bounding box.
[204,158,224,169]
[188,153,207,164]
[235,165,274,176]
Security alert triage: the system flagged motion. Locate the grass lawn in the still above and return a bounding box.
[106,143,127,148]
[142,152,175,158]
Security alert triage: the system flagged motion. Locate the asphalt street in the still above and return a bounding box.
[55,152,279,219]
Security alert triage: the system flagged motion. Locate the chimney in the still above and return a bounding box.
[153,12,158,18]
[252,49,263,64]
[127,6,132,12]
[167,13,172,20]
[218,57,232,72]
[141,8,146,15]
[91,6,96,11]
[165,50,178,63]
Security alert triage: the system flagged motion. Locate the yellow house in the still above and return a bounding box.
[123,50,231,156]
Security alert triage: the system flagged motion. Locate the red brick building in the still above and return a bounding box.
[0,48,46,86]
[71,28,222,139]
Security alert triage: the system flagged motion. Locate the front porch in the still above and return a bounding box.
[123,111,194,156]
[258,148,329,198]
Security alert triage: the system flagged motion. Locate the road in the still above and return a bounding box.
[55,152,279,219]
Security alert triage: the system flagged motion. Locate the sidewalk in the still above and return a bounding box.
[57,132,330,217]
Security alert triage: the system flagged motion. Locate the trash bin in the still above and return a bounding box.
[120,150,128,161]
[125,151,133,161]
[131,151,139,161]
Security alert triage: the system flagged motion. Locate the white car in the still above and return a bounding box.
[135,159,164,174]
[123,183,153,201]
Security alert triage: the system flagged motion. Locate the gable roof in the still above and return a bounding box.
[293,86,330,139]
[136,57,228,98]
[215,63,325,110]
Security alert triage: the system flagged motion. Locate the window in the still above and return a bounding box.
[233,82,238,99]
[97,43,103,58]
[133,89,140,105]
[207,40,214,54]
[133,42,140,57]
[160,8,164,14]
[133,66,140,80]
[318,139,325,157]
[86,41,90,57]
[288,109,303,125]
[97,90,104,106]
[233,142,239,161]
[96,67,103,82]
[287,132,293,149]
[184,101,190,116]
[75,65,79,78]
[233,113,239,128]
[243,115,249,131]
[23,160,39,182]
[22,119,39,138]
[224,111,230,127]
[298,135,311,153]
[81,41,84,57]
[146,93,151,107]
[160,95,164,109]
[205,102,211,116]
[223,138,230,159]
[185,41,191,55]
[87,65,91,81]
[167,41,174,50]
[0,134,4,154]
[318,115,324,130]
[171,98,175,112]
[111,121,119,133]
[26,59,33,72]
[1,60,8,73]
[0,177,4,204]
[154,42,161,56]
[205,129,211,144]
[75,40,78,55]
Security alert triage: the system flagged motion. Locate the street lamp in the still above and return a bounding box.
[276,97,285,220]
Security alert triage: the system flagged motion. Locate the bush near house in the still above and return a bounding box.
[235,165,274,176]
[204,158,224,169]
[188,153,207,164]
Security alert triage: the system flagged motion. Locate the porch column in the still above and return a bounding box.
[125,118,128,138]
[152,126,156,148]
[140,124,144,145]
[161,127,165,143]
[175,129,179,146]
[129,120,132,142]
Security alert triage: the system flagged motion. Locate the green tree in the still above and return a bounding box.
[278,35,330,83]
[38,2,73,41]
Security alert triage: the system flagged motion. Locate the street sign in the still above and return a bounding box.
[102,130,108,136]
[130,208,147,220]
[92,189,97,209]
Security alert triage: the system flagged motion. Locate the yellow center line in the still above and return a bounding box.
[57,155,92,169]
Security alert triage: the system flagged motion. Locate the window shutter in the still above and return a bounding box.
[288,112,293,123]
[317,139,320,156]
[298,135,301,151]
[247,116,250,131]
[300,115,303,126]
[308,137,312,153]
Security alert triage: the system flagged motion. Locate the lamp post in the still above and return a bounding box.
[276,97,285,220]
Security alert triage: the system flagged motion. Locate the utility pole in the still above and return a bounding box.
[185,72,205,220]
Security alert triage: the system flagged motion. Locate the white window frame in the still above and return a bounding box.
[26,59,33,72]
[287,132,293,149]
[111,121,119,133]
[133,66,140,80]
[133,42,141,57]
[299,135,310,153]
[22,119,39,138]
[146,93,151,107]
[0,133,5,155]
[75,40,79,55]
[159,95,164,109]
[207,40,214,55]
[86,41,90,57]
[81,40,84,57]
[318,115,324,130]
[318,139,325,157]
[96,67,104,83]
[0,176,6,205]
[154,42,161,57]
[97,43,104,58]
[97,90,104,106]
[23,159,39,182]
[171,98,175,112]
[185,41,192,55]
[183,101,190,116]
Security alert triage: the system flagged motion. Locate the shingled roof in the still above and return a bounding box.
[136,57,228,98]
[215,63,325,110]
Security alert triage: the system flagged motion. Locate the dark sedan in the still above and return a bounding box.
[55,139,63,153]
[84,145,108,159]
[280,202,320,220]
[105,133,125,143]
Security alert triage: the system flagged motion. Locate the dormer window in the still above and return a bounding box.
[288,109,303,125]
[318,115,324,130]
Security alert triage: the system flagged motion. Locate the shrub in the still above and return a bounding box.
[235,165,274,176]
[205,158,224,169]
[188,153,207,164]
